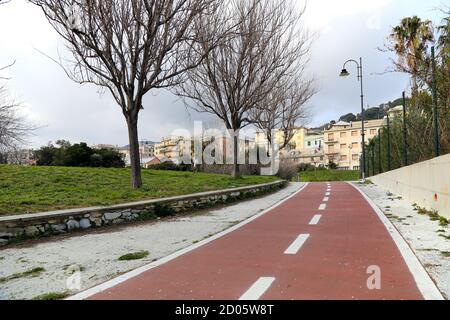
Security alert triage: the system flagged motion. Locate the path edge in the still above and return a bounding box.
[67,183,309,300]
[350,182,444,301]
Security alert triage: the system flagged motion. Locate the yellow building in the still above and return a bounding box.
[324,119,386,170]
[256,127,326,166]
[255,127,308,153]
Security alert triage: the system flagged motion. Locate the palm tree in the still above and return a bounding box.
[437,10,449,50]
[389,16,434,93]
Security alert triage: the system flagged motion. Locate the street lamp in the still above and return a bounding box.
[340,57,366,181]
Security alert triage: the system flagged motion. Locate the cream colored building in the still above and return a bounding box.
[117,141,155,167]
[388,105,404,119]
[155,135,256,165]
[324,119,386,170]
[155,136,192,164]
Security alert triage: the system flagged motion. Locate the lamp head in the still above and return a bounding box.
[340,68,350,77]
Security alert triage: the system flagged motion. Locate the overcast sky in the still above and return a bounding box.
[0,0,446,148]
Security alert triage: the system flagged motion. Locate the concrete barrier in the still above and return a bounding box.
[370,154,450,218]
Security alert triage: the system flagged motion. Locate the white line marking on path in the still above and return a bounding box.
[325,192,331,196]
[284,234,310,255]
[323,197,329,202]
[239,277,276,300]
[319,203,327,210]
[349,183,444,300]
[309,215,322,225]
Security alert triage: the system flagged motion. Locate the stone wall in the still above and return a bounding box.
[0,181,286,245]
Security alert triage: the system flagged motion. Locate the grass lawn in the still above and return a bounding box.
[299,170,360,182]
[0,165,278,216]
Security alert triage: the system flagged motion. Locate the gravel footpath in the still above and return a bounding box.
[0,183,303,300]
[356,183,450,299]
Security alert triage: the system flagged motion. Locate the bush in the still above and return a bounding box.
[34,140,125,168]
[149,161,192,172]
[298,163,316,172]
[277,160,299,181]
[196,164,261,176]
[328,161,338,170]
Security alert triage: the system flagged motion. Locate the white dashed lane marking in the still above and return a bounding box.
[239,277,276,300]
[284,234,310,255]
[309,215,322,225]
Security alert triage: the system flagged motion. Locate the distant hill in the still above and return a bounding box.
[315,97,410,129]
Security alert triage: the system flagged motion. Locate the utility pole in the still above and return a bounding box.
[402,91,408,166]
[431,46,440,157]
[378,129,382,174]
[371,146,375,177]
[387,113,392,171]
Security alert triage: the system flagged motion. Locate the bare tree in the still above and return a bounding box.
[0,83,34,160]
[30,0,219,188]
[252,76,314,152]
[174,0,311,177]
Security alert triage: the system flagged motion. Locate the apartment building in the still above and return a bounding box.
[324,119,386,170]
[155,136,193,164]
[256,127,326,167]
[155,135,256,165]
[117,141,156,167]
[255,127,309,153]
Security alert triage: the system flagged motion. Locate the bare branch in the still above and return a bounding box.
[30,0,220,188]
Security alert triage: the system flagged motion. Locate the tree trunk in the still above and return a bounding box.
[232,133,241,178]
[126,115,143,189]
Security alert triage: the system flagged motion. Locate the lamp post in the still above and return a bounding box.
[340,57,366,181]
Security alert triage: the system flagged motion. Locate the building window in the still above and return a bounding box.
[352,142,358,149]
[341,155,348,161]
[308,141,311,147]
[352,154,359,161]
[370,129,377,135]
[352,131,358,137]
[340,132,347,139]
[328,133,334,141]
[329,145,335,153]
[340,144,346,150]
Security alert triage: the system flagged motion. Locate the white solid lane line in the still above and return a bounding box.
[239,277,276,300]
[309,215,322,225]
[284,234,310,255]
[319,203,327,210]
[323,197,329,202]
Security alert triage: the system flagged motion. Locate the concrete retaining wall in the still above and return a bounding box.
[371,154,450,218]
[0,181,286,245]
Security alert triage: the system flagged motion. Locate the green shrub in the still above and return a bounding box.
[118,251,149,261]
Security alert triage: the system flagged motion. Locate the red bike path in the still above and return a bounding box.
[88,183,426,300]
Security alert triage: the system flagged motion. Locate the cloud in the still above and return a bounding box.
[302,0,393,31]
[0,0,445,148]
